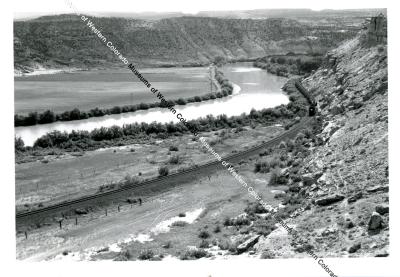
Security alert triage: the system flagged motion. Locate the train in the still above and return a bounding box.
[294,80,318,116]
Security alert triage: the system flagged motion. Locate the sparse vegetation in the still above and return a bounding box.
[138,249,155,260]
[254,54,323,77]
[158,166,169,177]
[198,230,211,239]
[169,145,179,151]
[171,221,188,227]
[223,216,251,227]
[168,155,181,164]
[198,240,210,248]
[180,249,208,260]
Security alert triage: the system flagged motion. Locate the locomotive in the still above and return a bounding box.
[294,80,317,117]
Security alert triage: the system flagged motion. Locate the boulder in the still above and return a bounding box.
[74,208,88,215]
[348,243,361,253]
[236,235,260,253]
[315,194,345,206]
[368,212,384,231]
[367,184,389,193]
[375,204,389,215]
[375,250,389,257]
[126,198,137,204]
[348,192,363,203]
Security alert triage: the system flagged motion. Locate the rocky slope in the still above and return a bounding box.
[14,15,359,73]
[255,27,388,257]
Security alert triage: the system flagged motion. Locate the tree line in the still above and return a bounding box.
[16,88,308,152]
[14,70,233,127]
[253,54,323,77]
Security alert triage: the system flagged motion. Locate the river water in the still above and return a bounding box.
[15,63,288,146]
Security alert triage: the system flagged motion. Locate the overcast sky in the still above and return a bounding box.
[13,0,385,19]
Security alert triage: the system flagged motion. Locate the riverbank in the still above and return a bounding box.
[14,68,233,127]
[15,63,292,148]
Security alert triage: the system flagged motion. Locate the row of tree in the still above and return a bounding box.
[14,70,233,127]
[253,55,323,76]
[16,95,307,151]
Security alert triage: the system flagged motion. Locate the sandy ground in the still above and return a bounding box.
[16,157,282,260]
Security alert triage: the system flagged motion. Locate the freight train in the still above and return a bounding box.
[294,80,317,116]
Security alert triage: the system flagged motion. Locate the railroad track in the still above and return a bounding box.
[16,117,312,224]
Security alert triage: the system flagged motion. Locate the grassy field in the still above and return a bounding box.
[15,124,284,211]
[14,67,209,114]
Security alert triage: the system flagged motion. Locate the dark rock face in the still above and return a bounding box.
[375,204,389,215]
[348,242,361,253]
[348,192,363,203]
[315,194,345,206]
[236,235,260,253]
[367,184,389,193]
[368,212,384,231]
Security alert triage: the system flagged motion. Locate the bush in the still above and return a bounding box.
[254,160,270,173]
[169,145,179,151]
[260,250,275,259]
[198,240,210,248]
[198,230,210,239]
[15,137,25,151]
[171,221,188,227]
[178,212,186,217]
[213,225,221,233]
[223,216,250,226]
[158,166,169,176]
[180,249,208,260]
[168,155,180,164]
[245,202,268,215]
[138,249,155,260]
[268,168,283,186]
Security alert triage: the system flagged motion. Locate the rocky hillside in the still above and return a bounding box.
[256,27,388,257]
[14,15,359,73]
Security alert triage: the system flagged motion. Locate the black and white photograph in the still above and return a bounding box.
[1,0,399,277]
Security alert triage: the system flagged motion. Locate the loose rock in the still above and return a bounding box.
[368,212,384,231]
[315,194,345,206]
[236,235,260,253]
[375,204,389,215]
[367,184,389,193]
[348,243,361,253]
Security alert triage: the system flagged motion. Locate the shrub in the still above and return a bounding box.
[245,202,268,215]
[180,249,208,260]
[169,145,179,151]
[268,168,283,186]
[254,160,270,173]
[158,166,169,176]
[168,155,180,164]
[171,221,188,227]
[176,98,187,105]
[178,212,186,217]
[213,225,221,233]
[15,137,25,151]
[260,250,275,259]
[138,249,155,260]
[223,216,250,226]
[198,230,210,239]
[198,240,209,248]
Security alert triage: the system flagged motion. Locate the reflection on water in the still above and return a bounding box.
[15,63,289,146]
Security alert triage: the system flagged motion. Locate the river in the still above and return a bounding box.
[15,63,289,146]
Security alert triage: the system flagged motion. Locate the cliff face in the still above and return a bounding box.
[14,15,358,72]
[257,29,388,257]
